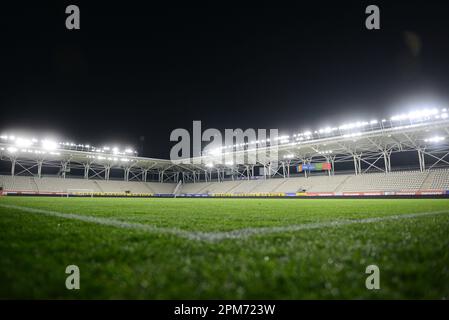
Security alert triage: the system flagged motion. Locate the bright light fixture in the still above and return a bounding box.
[424,136,445,143]
[42,139,58,150]
[15,138,33,148]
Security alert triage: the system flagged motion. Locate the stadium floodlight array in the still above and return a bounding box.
[204,107,449,158]
[424,136,445,143]
[0,134,137,157]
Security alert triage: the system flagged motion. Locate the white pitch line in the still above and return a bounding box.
[0,204,448,242]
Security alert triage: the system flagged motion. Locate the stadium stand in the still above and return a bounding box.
[0,175,176,194]
[0,175,37,192]
[178,168,449,195]
[422,168,449,190]
[1,169,448,196]
[338,170,427,192]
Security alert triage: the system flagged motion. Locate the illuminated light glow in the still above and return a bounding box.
[7,147,18,153]
[208,148,221,156]
[103,146,110,151]
[442,113,448,119]
[15,138,33,148]
[391,108,439,121]
[42,139,58,151]
[9,135,16,141]
[125,148,134,154]
[370,119,378,124]
[343,132,362,138]
[225,161,234,165]
[0,135,7,140]
[424,136,445,143]
[206,163,214,168]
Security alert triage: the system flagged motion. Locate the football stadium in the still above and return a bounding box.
[1,108,449,299]
[2,1,449,311]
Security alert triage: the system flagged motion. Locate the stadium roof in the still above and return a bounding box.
[1,109,449,181]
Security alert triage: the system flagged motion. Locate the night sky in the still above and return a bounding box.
[1,1,449,158]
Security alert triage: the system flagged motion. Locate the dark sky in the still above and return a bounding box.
[1,0,449,158]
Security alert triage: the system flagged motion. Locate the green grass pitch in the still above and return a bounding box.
[0,196,448,299]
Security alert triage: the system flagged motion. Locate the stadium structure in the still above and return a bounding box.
[1,108,449,198]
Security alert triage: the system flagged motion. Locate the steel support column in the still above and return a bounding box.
[418,148,426,172]
[11,158,16,176]
[83,163,90,179]
[383,151,391,173]
[37,160,43,178]
[353,154,362,175]
[104,165,111,181]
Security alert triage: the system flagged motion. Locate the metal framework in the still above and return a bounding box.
[1,118,449,183]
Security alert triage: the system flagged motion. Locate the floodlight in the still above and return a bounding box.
[125,148,133,154]
[206,163,214,168]
[15,138,33,148]
[209,148,221,156]
[424,136,445,143]
[7,147,18,153]
[225,161,234,165]
[42,139,58,150]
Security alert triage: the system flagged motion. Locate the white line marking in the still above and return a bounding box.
[0,204,448,242]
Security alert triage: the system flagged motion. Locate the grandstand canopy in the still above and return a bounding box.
[1,110,449,183]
